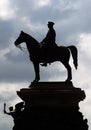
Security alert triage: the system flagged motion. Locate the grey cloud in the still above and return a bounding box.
[0,20,14,49]
[5,48,29,63]
[0,60,34,83]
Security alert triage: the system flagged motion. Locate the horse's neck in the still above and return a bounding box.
[25,34,39,48]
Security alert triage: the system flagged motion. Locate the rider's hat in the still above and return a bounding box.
[48,21,55,26]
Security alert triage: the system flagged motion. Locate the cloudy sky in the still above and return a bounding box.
[0,0,91,129]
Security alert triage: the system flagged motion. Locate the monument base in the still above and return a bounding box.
[14,82,88,130]
[17,81,85,109]
[14,108,88,130]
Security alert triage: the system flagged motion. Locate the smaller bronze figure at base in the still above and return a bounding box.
[4,102,25,130]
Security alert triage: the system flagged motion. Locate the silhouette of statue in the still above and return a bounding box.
[4,103,15,118]
[4,102,25,130]
[14,31,78,83]
[40,21,56,67]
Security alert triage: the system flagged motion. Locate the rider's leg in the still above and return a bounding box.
[40,45,48,67]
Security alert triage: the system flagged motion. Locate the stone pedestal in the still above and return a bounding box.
[17,82,85,109]
[14,82,88,130]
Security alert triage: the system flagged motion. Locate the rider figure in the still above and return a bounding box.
[41,21,56,66]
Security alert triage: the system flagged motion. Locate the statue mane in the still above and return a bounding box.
[22,31,39,45]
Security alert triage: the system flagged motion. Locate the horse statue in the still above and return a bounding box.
[14,31,78,83]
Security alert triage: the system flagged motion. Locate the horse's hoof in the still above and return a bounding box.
[31,79,39,84]
[40,63,47,67]
[32,80,38,84]
[65,78,71,83]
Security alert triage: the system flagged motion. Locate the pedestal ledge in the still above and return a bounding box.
[17,82,86,108]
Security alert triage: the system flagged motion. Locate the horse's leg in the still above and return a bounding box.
[33,62,40,83]
[62,62,72,81]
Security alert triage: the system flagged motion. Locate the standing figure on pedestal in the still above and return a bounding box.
[40,21,56,67]
[4,103,16,120]
[4,102,25,130]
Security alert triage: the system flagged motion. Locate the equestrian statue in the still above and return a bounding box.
[14,30,78,83]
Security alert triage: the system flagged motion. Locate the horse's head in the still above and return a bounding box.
[14,31,25,47]
[14,30,39,53]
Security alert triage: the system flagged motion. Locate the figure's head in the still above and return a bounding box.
[47,21,55,28]
[9,106,13,111]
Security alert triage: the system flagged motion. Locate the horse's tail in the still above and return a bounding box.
[67,45,78,69]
